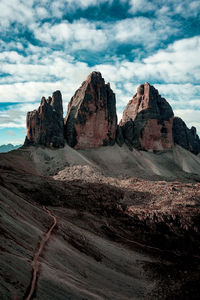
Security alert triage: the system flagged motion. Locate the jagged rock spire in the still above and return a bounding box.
[25,90,65,148]
[24,76,200,155]
[118,82,174,151]
[64,71,117,149]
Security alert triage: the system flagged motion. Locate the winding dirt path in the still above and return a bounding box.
[25,206,57,300]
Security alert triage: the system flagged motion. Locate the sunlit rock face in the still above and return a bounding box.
[64,72,117,149]
[173,117,200,155]
[23,76,200,155]
[25,91,65,148]
[118,83,174,151]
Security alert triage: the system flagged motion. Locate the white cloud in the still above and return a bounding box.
[0,78,89,104]
[0,0,34,28]
[154,83,200,106]
[0,0,114,30]
[128,0,200,18]
[35,6,48,18]
[0,6,199,134]
[0,48,91,87]
[0,51,25,63]
[189,100,200,107]
[0,35,199,95]
[32,22,72,45]
[112,17,178,49]
[32,20,108,51]
[96,36,200,85]
[1,36,199,114]
[65,0,113,9]
[173,0,200,17]
[0,103,36,128]
[141,36,200,83]
[31,15,180,53]
[128,0,155,13]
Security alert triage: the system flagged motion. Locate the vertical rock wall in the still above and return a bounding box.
[118,83,174,151]
[64,72,117,149]
[25,91,64,148]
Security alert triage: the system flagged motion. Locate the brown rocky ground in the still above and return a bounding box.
[0,145,200,299]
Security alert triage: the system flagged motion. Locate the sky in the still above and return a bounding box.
[0,0,200,145]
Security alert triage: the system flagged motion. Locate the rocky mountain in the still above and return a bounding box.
[24,72,200,155]
[173,117,200,155]
[0,143,22,153]
[64,71,117,149]
[118,82,174,151]
[24,90,65,148]
[1,72,200,299]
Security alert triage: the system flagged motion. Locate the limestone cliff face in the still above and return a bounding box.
[23,76,200,155]
[118,83,174,151]
[64,72,117,149]
[25,91,65,148]
[173,117,200,155]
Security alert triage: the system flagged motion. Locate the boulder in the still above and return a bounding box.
[64,72,117,149]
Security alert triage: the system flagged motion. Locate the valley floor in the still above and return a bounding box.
[0,145,200,299]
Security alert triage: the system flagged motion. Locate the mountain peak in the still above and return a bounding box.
[89,71,103,79]
[64,72,117,149]
[25,91,64,148]
[121,83,173,125]
[23,73,200,155]
[119,83,174,151]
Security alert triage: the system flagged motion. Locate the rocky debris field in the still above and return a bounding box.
[1,143,200,299]
[1,161,200,299]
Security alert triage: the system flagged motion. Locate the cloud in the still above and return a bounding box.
[31,15,180,54]
[0,103,36,128]
[95,36,200,85]
[0,0,199,140]
[0,79,88,104]
[154,83,200,108]
[0,36,199,122]
[128,0,200,18]
[142,36,200,83]
[32,20,108,51]
[112,16,180,50]
[61,0,113,10]
[0,0,114,30]
[0,0,35,28]
[128,0,155,14]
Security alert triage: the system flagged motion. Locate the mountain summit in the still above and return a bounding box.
[25,90,64,148]
[64,71,117,149]
[118,82,174,151]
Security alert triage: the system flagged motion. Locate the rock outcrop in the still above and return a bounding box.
[118,83,174,151]
[23,75,200,155]
[64,72,117,149]
[173,117,200,155]
[25,91,65,148]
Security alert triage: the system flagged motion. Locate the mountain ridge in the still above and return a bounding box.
[24,72,200,155]
[1,73,200,299]
[0,143,22,153]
